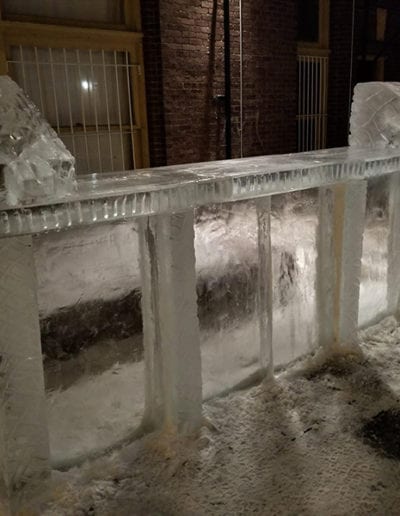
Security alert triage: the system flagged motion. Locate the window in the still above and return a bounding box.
[297,0,329,51]
[1,0,125,27]
[298,0,320,44]
[297,56,328,152]
[0,1,149,174]
[297,0,329,152]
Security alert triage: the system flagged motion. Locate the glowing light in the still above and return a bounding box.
[81,80,92,91]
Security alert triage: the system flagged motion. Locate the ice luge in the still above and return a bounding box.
[0,76,76,206]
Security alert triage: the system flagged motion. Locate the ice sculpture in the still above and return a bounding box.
[2,80,400,512]
[349,82,400,148]
[350,82,400,321]
[0,76,76,205]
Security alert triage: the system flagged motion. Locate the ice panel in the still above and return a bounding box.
[350,82,400,149]
[271,190,319,366]
[0,75,76,206]
[358,176,390,326]
[196,201,268,399]
[34,221,144,467]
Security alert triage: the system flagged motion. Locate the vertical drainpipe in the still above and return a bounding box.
[224,0,232,159]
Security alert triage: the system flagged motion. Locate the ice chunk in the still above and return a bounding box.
[350,82,400,148]
[0,75,76,205]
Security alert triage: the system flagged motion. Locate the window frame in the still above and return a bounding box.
[297,0,330,57]
[0,0,150,170]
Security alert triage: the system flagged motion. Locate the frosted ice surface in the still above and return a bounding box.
[0,76,76,205]
[350,82,400,148]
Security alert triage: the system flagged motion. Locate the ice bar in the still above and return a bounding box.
[1,79,400,511]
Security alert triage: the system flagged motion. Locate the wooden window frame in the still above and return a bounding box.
[0,0,149,169]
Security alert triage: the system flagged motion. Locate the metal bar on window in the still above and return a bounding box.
[48,48,61,134]
[75,49,91,172]
[19,45,27,92]
[101,49,114,172]
[114,50,126,170]
[62,48,77,158]
[125,51,136,169]
[89,49,103,173]
[34,46,45,115]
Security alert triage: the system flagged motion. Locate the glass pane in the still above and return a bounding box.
[2,0,124,24]
[61,132,133,174]
[8,46,135,173]
[35,222,144,466]
[298,0,320,42]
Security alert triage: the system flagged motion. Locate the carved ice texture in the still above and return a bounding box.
[350,82,400,322]
[0,76,76,205]
[349,82,400,148]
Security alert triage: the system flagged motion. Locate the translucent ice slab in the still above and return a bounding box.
[196,201,265,398]
[271,190,319,367]
[350,82,400,149]
[37,222,144,467]
[0,76,76,206]
[358,176,390,326]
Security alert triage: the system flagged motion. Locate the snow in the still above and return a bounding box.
[23,315,400,515]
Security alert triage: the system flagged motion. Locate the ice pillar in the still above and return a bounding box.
[256,197,273,376]
[317,181,367,350]
[387,172,400,315]
[139,211,202,432]
[0,236,50,512]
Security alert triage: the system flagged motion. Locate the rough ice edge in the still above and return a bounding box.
[2,145,400,238]
[0,76,76,206]
[349,81,400,149]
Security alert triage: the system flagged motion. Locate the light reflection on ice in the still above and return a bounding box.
[43,189,389,465]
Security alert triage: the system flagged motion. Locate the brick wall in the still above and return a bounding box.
[238,0,297,157]
[143,0,400,164]
[142,0,297,166]
[141,0,167,167]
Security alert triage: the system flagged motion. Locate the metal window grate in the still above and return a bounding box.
[8,45,137,174]
[297,55,328,152]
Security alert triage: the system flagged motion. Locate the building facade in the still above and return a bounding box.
[1,1,400,171]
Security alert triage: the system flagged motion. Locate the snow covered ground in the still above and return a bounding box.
[25,316,400,515]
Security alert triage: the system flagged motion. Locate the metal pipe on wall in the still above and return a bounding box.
[223,0,232,159]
